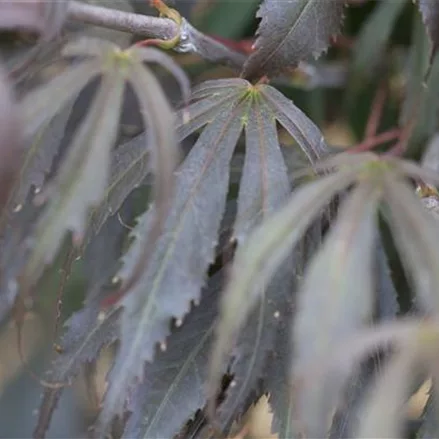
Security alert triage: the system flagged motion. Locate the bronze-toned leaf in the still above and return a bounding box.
[243,0,345,80]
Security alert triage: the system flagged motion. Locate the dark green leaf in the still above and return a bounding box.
[351,0,406,81]
[418,0,439,61]
[400,9,430,126]
[242,0,345,80]
[292,180,380,438]
[98,95,247,431]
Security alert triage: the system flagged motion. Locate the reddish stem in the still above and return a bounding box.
[365,81,387,139]
[349,128,401,153]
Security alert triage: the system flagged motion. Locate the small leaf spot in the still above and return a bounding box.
[273,310,280,319]
[160,341,167,352]
[13,204,22,212]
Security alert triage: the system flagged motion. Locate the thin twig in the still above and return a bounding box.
[349,128,401,153]
[67,0,178,40]
[67,1,245,70]
[365,80,387,139]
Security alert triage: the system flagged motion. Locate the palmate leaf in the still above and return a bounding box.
[400,9,430,126]
[122,273,224,439]
[351,0,406,82]
[19,60,101,138]
[20,70,125,295]
[208,160,369,415]
[292,179,381,439]
[0,64,23,213]
[34,287,121,439]
[354,347,419,438]
[263,223,323,438]
[97,94,248,433]
[417,0,439,61]
[242,0,345,81]
[329,240,399,439]
[214,93,293,427]
[12,99,76,207]
[383,172,439,314]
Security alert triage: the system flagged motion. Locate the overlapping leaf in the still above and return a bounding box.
[208,160,369,412]
[214,94,293,427]
[242,0,345,80]
[383,172,439,314]
[12,99,76,207]
[34,287,121,439]
[97,92,248,433]
[418,0,439,61]
[354,347,418,438]
[0,64,23,213]
[20,70,125,295]
[122,273,224,439]
[351,0,406,81]
[292,180,381,438]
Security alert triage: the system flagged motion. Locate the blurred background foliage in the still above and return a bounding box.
[0,0,437,437]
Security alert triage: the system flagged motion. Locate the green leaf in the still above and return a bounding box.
[122,273,224,439]
[20,71,125,295]
[351,0,406,82]
[20,60,101,137]
[242,0,345,80]
[260,85,329,163]
[418,0,439,61]
[400,9,430,126]
[383,173,439,314]
[292,180,380,438]
[208,166,363,412]
[97,95,248,431]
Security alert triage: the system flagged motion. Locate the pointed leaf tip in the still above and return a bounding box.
[243,0,345,80]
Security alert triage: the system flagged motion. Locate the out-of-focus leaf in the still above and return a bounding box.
[20,60,101,137]
[418,0,439,61]
[421,133,439,174]
[401,10,430,125]
[34,289,121,439]
[260,85,329,162]
[329,240,399,439]
[122,273,224,439]
[0,64,23,213]
[354,348,418,438]
[20,71,125,296]
[208,165,364,412]
[0,0,68,40]
[383,173,439,314]
[418,390,439,438]
[292,180,380,439]
[12,99,75,207]
[98,95,247,431]
[351,0,406,82]
[242,0,345,81]
[409,52,439,152]
[215,95,292,426]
